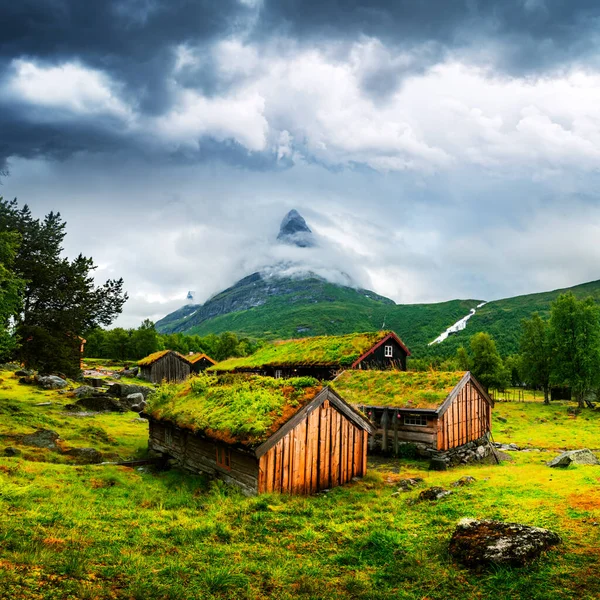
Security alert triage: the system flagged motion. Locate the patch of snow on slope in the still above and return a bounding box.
[428,302,487,345]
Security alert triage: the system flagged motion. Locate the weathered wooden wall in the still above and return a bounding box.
[258,400,367,494]
[357,339,407,371]
[148,420,259,495]
[362,407,437,453]
[191,358,214,374]
[141,353,191,383]
[437,381,491,451]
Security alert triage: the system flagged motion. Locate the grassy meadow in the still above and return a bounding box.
[1,370,599,599]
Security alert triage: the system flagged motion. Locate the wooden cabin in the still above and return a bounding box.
[187,353,217,374]
[209,331,410,380]
[333,370,494,466]
[145,375,373,495]
[138,350,191,383]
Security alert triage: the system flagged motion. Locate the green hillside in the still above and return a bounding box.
[423,279,600,357]
[156,275,481,355]
[157,270,600,358]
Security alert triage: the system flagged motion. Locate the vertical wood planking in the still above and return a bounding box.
[258,455,267,493]
[330,408,340,489]
[281,434,289,492]
[308,408,319,493]
[362,430,368,476]
[393,412,399,456]
[296,418,307,494]
[274,440,283,492]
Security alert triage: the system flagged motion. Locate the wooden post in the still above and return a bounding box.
[369,409,376,452]
[393,411,399,456]
[381,410,389,453]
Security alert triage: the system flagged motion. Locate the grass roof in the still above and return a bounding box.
[146,374,323,447]
[188,353,216,365]
[332,370,466,410]
[210,331,395,372]
[138,350,188,367]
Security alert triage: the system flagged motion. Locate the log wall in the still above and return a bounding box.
[361,407,437,454]
[148,420,259,495]
[437,381,491,451]
[141,353,191,383]
[257,400,368,494]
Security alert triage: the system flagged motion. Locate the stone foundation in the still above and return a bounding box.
[428,434,496,469]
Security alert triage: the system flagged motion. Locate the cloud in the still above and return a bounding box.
[2,1,600,329]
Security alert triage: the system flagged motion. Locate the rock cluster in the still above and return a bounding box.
[429,435,495,469]
[449,519,561,568]
[547,449,599,468]
[68,383,152,413]
[419,487,453,501]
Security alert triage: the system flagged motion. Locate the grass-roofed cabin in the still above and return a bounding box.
[145,374,373,495]
[138,350,191,383]
[333,371,495,468]
[187,353,217,374]
[210,331,410,380]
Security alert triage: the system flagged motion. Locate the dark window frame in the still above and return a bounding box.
[403,414,428,427]
[216,446,232,470]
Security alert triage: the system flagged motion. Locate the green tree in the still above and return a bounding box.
[549,292,600,408]
[132,319,160,358]
[468,332,508,392]
[0,198,127,376]
[520,313,552,404]
[0,231,24,359]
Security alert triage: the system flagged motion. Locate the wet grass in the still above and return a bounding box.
[0,371,599,598]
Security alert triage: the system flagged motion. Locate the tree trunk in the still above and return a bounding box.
[543,386,549,405]
[578,393,585,409]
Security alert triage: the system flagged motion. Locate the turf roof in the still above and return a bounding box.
[187,353,216,365]
[146,374,323,447]
[138,350,171,366]
[332,370,467,410]
[210,331,396,372]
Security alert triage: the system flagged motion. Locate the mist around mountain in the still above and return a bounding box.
[156,209,600,357]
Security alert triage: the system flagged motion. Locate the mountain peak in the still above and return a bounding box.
[277,209,315,248]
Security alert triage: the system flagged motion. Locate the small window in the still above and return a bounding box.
[216,446,232,470]
[384,345,393,358]
[404,414,428,427]
[274,369,283,379]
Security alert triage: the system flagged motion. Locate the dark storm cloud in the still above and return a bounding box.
[259,0,600,73]
[1,0,599,172]
[1,0,252,110]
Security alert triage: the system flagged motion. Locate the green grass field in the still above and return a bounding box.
[1,372,599,599]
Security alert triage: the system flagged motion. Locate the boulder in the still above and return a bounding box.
[547,449,599,468]
[74,396,125,413]
[121,367,139,377]
[451,476,476,487]
[73,386,96,399]
[36,375,68,390]
[449,518,561,568]
[419,487,452,501]
[15,369,34,377]
[397,477,424,491]
[84,377,106,388]
[106,383,151,400]
[429,458,448,471]
[123,392,145,411]
[21,429,61,449]
[66,447,103,464]
[4,446,21,456]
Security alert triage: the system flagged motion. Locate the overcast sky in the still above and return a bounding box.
[2,0,600,327]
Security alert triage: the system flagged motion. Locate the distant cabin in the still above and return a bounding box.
[145,375,373,495]
[333,371,494,465]
[187,353,217,374]
[138,350,191,383]
[209,331,410,380]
